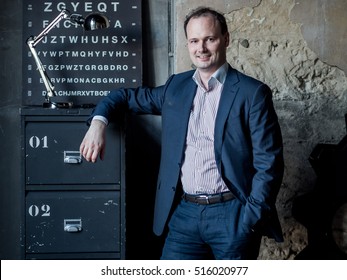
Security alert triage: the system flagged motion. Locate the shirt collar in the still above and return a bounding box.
[192,62,229,90]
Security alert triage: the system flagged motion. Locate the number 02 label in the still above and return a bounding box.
[28,204,51,217]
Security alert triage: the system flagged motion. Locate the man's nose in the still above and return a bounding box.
[197,41,207,51]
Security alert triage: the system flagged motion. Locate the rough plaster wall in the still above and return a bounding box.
[291,0,347,74]
[174,0,347,259]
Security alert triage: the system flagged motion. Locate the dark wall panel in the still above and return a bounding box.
[0,0,23,259]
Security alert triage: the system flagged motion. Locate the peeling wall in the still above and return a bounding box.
[174,0,347,259]
[291,0,347,73]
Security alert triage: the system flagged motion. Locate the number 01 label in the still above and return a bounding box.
[28,136,49,149]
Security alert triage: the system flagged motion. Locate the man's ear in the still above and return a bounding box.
[224,32,230,47]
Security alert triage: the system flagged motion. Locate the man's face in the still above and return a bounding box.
[186,15,229,76]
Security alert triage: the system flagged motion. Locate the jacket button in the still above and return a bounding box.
[172,187,176,191]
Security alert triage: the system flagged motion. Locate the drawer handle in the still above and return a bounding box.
[64,218,82,233]
[64,151,82,164]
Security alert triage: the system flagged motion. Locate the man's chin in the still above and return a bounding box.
[194,62,211,70]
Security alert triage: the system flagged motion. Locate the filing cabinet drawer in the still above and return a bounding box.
[25,190,121,254]
[24,120,121,185]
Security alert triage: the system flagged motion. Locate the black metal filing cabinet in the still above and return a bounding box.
[21,107,125,259]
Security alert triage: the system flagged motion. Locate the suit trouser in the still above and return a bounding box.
[161,198,262,260]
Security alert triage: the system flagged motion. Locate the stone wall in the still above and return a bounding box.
[174,0,347,259]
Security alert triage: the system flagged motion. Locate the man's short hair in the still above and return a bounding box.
[184,7,229,38]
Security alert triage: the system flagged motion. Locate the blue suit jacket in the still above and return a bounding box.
[92,65,284,242]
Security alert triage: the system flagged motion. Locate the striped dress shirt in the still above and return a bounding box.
[181,63,229,195]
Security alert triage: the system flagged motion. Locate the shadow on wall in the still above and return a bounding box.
[293,114,347,260]
[125,114,165,259]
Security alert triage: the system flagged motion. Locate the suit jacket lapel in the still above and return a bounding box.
[173,79,197,164]
[169,67,239,167]
[214,67,240,167]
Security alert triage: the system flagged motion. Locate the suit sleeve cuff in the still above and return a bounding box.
[92,115,109,126]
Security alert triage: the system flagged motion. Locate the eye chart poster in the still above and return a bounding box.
[22,1,142,106]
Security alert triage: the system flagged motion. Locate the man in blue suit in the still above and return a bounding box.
[80,7,284,259]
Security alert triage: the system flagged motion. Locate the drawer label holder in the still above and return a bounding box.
[64,218,82,233]
[64,151,82,164]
